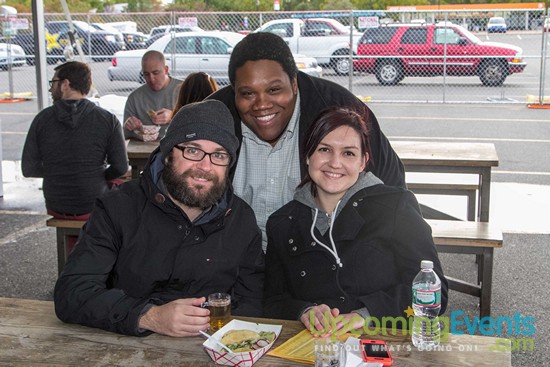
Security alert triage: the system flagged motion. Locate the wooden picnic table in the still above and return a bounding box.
[391,140,499,222]
[0,297,511,366]
[126,139,158,179]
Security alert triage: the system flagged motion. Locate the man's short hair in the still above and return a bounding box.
[228,32,298,86]
[142,50,165,66]
[54,61,91,95]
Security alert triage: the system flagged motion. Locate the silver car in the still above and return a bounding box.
[0,42,26,70]
[108,31,321,85]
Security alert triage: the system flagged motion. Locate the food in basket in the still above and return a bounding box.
[221,329,277,352]
[140,125,161,134]
[132,125,160,141]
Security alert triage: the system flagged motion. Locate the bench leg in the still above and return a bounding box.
[467,190,476,222]
[131,165,140,179]
[55,228,80,275]
[479,248,494,317]
[56,229,69,275]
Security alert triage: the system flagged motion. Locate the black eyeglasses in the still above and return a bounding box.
[48,79,62,88]
[174,146,231,166]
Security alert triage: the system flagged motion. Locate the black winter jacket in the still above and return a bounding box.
[54,149,264,335]
[209,72,406,188]
[264,184,448,322]
[22,98,128,215]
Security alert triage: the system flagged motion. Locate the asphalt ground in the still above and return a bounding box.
[1,101,549,366]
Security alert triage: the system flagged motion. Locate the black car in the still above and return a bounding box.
[92,23,146,50]
[46,20,125,61]
[2,33,61,65]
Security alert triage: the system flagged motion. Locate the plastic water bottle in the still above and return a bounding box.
[411,260,442,349]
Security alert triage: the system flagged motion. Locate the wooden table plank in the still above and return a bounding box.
[126,140,159,179]
[0,297,511,367]
[392,141,499,168]
[429,219,503,248]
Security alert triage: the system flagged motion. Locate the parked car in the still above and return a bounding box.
[144,26,204,47]
[92,23,146,50]
[487,17,507,33]
[109,31,244,84]
[353,23,526,86]
[108,31,322,84]
[255,18,360,75]
[1,33,64,65]
[46,20,125,61]
[148,25,203,39]
[0,42,26,70]
[293,53,323,77]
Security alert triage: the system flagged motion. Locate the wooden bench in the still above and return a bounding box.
[393,141,499,222]
[46,218,86,275]
[407,173,479,221]
[428,219,503,318]
[45,217,501,317]
[408,182,478,221]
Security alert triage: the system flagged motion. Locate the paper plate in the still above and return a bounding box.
[203,319,282,367]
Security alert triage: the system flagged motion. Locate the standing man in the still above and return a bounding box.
[22,61,128,219]
[54,100,264,337]
[209,32,406,250]
[123,50,182,140]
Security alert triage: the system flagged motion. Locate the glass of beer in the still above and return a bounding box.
[208,292,231,331]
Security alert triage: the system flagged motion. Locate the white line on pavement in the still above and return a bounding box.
[390,136,550,143]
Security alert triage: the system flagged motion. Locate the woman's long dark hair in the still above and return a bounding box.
[298,106,372,196]
[172,72,219,117]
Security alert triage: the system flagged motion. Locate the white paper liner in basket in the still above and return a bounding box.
[203,319,282,367]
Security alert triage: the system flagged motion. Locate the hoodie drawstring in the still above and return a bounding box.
[310,200,343,268]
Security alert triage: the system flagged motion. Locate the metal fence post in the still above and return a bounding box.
[348,10,353,92]
[537,14,548,104]
[32,0,49,110]
[0,119,3,198]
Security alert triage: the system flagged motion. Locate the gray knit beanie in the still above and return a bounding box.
[160,100,239,166]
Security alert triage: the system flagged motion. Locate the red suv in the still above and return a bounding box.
[353,23,526,86]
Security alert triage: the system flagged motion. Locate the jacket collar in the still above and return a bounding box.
[53,98,95,129]
[275,174,388,242]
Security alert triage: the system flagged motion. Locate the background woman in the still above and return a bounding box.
[263,107,448,334]
[172,72,219,116]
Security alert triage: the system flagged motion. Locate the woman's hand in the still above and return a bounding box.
[300,305,365,337]
[300,304,339,337]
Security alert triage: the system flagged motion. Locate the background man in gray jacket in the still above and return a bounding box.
[123,50,181,140]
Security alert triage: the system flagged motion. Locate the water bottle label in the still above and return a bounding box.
[413,288,441,306]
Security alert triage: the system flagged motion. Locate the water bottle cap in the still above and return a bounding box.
[421,260,434,269]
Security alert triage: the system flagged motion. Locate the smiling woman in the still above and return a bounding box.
[263,106,448,334]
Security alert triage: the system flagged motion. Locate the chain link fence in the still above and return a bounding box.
[1,9,548,110]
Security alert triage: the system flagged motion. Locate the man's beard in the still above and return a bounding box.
[51,91,61,102]
[162,164,227,210]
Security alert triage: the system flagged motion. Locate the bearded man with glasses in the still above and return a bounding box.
[54,100,264,337]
